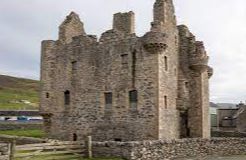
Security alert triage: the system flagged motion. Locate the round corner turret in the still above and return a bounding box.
[142,31,167,53]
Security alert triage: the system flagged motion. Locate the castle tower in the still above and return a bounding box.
[113,11,135,35]
[59,12,86,44]
[40,40,56,134]
[142,0,180,139]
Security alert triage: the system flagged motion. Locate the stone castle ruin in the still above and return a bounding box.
[40,0,213,141]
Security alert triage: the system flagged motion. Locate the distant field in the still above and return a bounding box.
[0,75,39,110]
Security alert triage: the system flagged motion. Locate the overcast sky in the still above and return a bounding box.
[0,0,246,103]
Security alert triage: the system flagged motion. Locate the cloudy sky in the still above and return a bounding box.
[0,0,246,103]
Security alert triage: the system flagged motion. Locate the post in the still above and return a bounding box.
[9,139,16,160]
[85,136,92,159]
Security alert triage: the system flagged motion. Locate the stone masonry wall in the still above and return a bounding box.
[212,130,246,138]
[92,138,246,160]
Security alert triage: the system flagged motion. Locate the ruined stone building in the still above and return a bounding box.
[40,0,213,141]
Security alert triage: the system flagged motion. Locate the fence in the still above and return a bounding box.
[0,143,9,160]
[8,136,92,160]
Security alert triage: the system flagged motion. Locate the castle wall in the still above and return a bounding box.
[53,36,161,141]
[40,0,212,141]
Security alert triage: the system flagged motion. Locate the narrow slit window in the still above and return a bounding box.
[131,50,136,88]
[46,92,49,98]
[164,56,168,71]
[64,90,70,105]
[164,96,167,109]
[129,90,138,110]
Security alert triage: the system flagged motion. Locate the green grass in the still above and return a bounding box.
[15,155,123,160]
[0,75,39,110]
[0,129,45,138]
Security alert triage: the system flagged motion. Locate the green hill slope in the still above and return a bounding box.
[0,75,39,110]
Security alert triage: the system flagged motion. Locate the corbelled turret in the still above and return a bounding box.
[142,0,178,54]
[142,30,167,53]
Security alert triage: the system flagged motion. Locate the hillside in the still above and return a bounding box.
[0,75,39,110]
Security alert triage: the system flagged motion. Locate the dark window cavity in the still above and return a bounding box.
[104,92,113,117]
[114,138,122,142]
[64,90,70,105]
[164,56,168,71]
[185,82,189,90]
[73,133,77,141]
[164,96,167,109]
[105,92,112,105]
[46,92,49,98]
[121,54,128,68]
[72,61,77,72]
[131,50,136,88]
[129,90,138,110]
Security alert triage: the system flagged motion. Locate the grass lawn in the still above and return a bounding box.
[15,155,123,160]
[0,129,45,138]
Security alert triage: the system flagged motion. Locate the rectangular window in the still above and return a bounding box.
[105,92,112,105]
[164,96,167,109]
[121,54,128,68]
[64,90,70,105]
[129,90,138,110]
[104,92,113,118]
[185,82,189,91]
[72,61,77,71]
